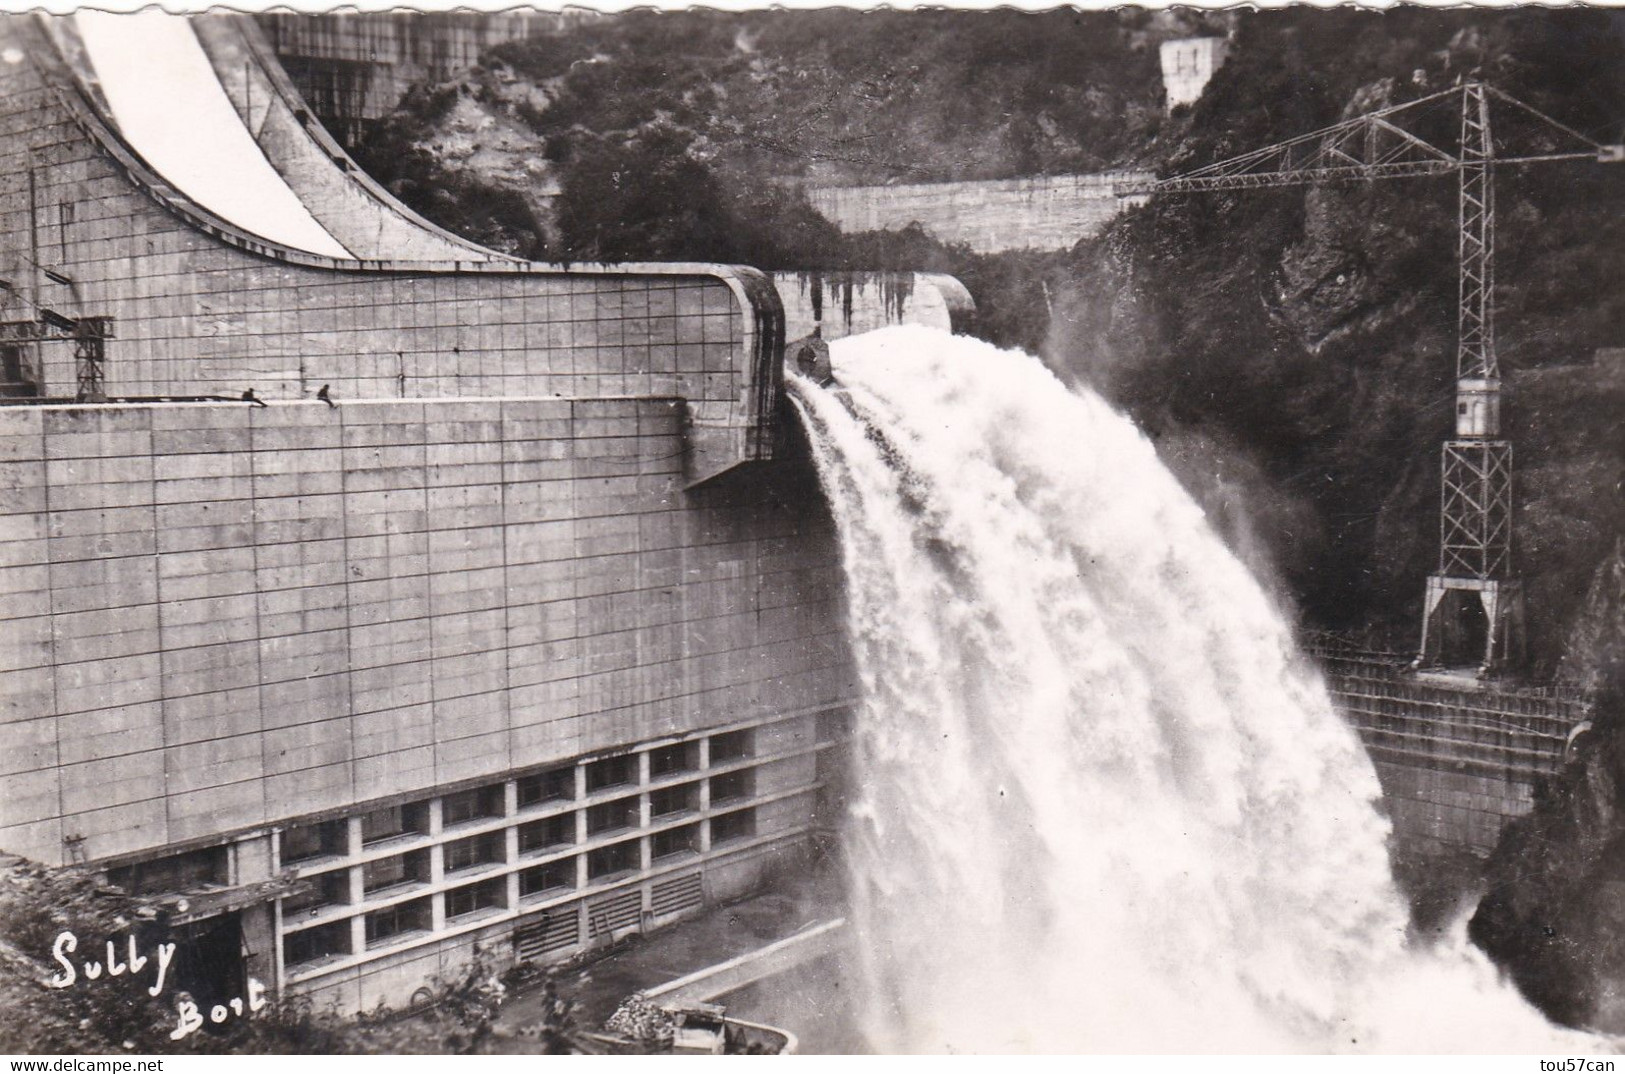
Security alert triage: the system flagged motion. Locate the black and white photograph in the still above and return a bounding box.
[0,0,1622,1057]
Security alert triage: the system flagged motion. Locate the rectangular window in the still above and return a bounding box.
[709,729,753,765]
[650,783,697,818]
[0,345,35,395]
[518,813,575,855]
[445,878,505,920]
[517,766,575,808]
[443,831,504,874]
[282,921,351,967]
[586,796,639,837]
[106,846,227,896]
[648,742,697,778]
[519,861,575,898]
[441,785,505,827]
[585,754,636,794]
[711,808,756,846]
[709,768,754,806]
[362,849,429,894]
[652,823,700,860]
[364,897,430,948]
[361,802,427,845]
[281,820,345,864]
[282,870,350,917]
[586,841,638,880]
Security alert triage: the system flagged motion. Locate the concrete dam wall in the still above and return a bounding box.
[0,12,913,1012]
[803,173,1153,255]
[1313,643,1591,858]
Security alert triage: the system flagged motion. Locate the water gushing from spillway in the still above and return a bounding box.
[789,325,1591,1053]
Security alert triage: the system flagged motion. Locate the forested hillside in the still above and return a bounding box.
[349,7,1216,263]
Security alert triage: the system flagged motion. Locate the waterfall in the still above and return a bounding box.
[789,324,1591,1053]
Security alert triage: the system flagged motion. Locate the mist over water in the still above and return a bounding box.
[789,325,1588,1053]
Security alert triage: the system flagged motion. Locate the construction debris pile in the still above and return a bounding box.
[602,994,675,1047]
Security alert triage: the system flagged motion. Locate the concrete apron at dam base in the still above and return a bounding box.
[486,867,852,1052]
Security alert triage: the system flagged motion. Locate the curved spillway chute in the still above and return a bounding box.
[68,10,352,260]
[188,14,511,264]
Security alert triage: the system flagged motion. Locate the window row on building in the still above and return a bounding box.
[274,718,825,983]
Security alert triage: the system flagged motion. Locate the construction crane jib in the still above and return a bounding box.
[1115,81,1623,675]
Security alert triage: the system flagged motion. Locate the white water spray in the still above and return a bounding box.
[791,325,1590,1053]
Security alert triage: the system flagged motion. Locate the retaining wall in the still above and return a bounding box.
[804,173,1152,254]
[1314,646,1589,857]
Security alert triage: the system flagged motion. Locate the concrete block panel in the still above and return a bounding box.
[54,655,164,726]
[168,780,266,843]
[1,384,852,869]
[0,718,59,777]
[166,735,265,794]
[64,798,167,863]
[352,704,434,763]
[354,747,435,803]
[0,665,56,728]
[264,719,353,776]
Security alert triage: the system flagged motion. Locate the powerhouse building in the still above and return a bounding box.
[0,12,970,1013]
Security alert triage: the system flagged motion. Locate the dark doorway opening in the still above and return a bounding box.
[169,912,245,1013]
[0,344,37,397]
[1431,589,1490,669]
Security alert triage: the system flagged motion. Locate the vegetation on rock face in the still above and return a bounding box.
[1470,703,1625,1031]
[481,7,1187,184]
[340,9,1625,1028]
[1052,8,1625,665]
[1469,543,1625,1030]
[349,8,1212,265]
[0,856,539,1054]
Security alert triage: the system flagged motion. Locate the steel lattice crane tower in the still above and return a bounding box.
[1117,81,1622,675]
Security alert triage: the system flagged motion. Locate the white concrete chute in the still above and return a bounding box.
[189,15,508,264]
[72,10,352,260]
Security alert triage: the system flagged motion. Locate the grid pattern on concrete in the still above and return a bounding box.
[1312,647,1588,856]
[0,399,848,866]
[1372,759,1534,856]
[269,710,833,1009]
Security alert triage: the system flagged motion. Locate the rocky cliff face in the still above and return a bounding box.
[345,8,1206,263]
[1560,541,1625,695]
[1465,544,1625,1030]
[1051,9,1625,664]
